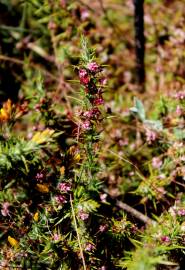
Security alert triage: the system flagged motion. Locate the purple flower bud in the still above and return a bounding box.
[85,242,95,252]
[99,224,108,232]
[55,195,67,204]
[100,78,107,85]
[83,107,101,119]
[79,69,89,85]
[161,236,170,243]
[83,110,93,118]
[36,173,44,181]
[87,62,99,72]
[145,129,157,144]
[94,97,104,106]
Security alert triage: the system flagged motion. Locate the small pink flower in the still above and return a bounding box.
[85,242,95,252]
[55,195,67,204]
[146,129,157,144]
[175,91,185,100]
[99,224,108,232]
[161,236,170,243]
[83,108,100,119]
[78,210,89,220]
[152,157,162,169]
[177,209,185,216]
[36,172,44,181]
[1,202,10,217]
[87,62,99,72]
[53,233,60,241]
[79,69,89,85]
[100,78,107,85]
[80,9,90,21]
[58,182,71,192]
[82,120,91,130]
[48,21,57,30]
[83,110,93,118]
[100,193,107,203]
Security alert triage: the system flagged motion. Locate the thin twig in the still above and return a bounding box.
[116,200,155,225]
[70,194,87,270]
[103,187,155,225]
[0,55,57,81]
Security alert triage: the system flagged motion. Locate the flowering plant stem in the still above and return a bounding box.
[70,194,87,270]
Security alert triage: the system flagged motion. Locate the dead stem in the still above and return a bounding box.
[116,200,155,225]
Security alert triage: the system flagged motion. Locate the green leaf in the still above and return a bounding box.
[130,98,146,121]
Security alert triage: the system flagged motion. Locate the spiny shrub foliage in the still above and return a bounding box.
[0,39,133,270]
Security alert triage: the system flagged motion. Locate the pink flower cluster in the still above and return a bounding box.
[58,182,71,192]
[83,107,100,119]
[99,224,108,232]
[87,62,99,72]
[152,157,162,169]
[53,233,60,241]
[36,172,44,181]
[78,61,105,132]
[85,242,95,252]
[145,129,157,144]
[160,235,170,243]
[82,120,91,130]
[1,202,10,217]
[174,91,185,100]
[177,209,185,216]
[78,209,89,220]
[55,195,67,204]
[79,69,89,85]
